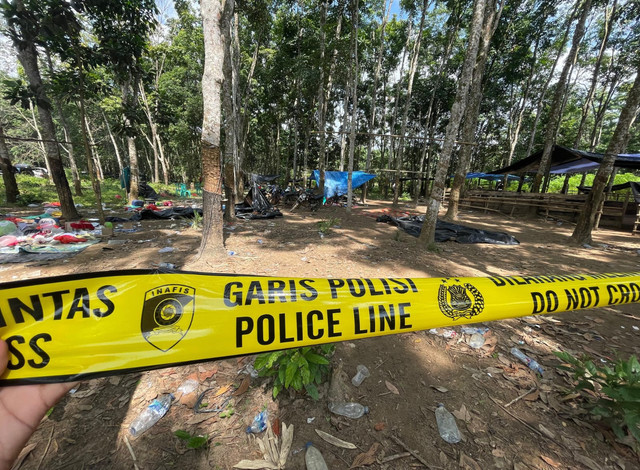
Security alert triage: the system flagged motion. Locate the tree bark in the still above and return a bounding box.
[362,0,392,203]
[12,32,79,219]
[222,0,237,222]
[571,66,640,244]
[446,0,503,220]
[346,0,359,214]
[532,0,592,193]
[102,108,124,176]
[0,125,19,203]
[418,0,486,247]
[199,0,228,255]
[393,0,428,206]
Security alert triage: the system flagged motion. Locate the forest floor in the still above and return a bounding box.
[3,197,640,470]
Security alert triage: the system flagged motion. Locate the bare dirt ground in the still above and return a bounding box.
[3,198,640,470]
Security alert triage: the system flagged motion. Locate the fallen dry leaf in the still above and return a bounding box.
[385,380,400,395]
[459,452,482,470]
[315,429,357,449]
[491,449,506,458]
[374,422,386,431]
[524,389,540,402]
[233,376,251,397]
[431,385,449,393]
[540,455,561,467]
[350,442,381,468]
[10,443,36,470]
[452,404,471,423]
[213,384,231,398]
[573,453,602,470]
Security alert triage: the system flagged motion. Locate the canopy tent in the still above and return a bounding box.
[465,172,521,182]
[578,181,640,204]
[311,170,376,198]
[490,145,640,175]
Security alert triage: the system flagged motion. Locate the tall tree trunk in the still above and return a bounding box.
[532,0,592,193]
[222,1,237,222]
[139,81,162,183]
[122,78,140,202]
[339,95,349,172]
[76,53,105,223]
[199,0,229,255]
[84,117,104,180]
[418,0,486,247]
[13,33,79,219]
[346,0,359,214]
[102,108,124,176]
[446,0,504,220]
[574,0,616,149]
[571,66,640,244]
[363,0,392,203]
[393,0,428,206]
[0,125,19,203]
[28,101,52,182]
[44,49,82,194]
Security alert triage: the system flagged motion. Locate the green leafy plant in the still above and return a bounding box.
[254,345,335,400]
[191,210,203,230]
[555,351,640,444]
[317,217,340,235]
[174,430,209,449]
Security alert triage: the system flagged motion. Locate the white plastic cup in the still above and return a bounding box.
[351,365,370,387]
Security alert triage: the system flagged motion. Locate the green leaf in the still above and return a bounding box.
[273,383,281,399]
[285,361,298,388]
[187,436,208,449]
[305,353,330,365]
[305,383,319,400]
[174,430,191,440]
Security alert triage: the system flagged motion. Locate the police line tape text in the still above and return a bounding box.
[235,302,413,347]
[530,282,640,314]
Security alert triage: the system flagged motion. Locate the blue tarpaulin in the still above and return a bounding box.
[466,173,521,181]
[311,170,376,198]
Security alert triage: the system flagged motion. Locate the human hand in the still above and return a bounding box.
[0,339,76,470]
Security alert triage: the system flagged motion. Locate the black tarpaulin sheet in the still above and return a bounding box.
[376,215,520,245]
[106,207,202,222]
[250,174,280,184]
[235,182,283,219]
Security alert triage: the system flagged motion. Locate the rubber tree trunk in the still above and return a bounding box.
[394,0,428,206]
[346,0,359,214]
[222,0,237,222]
[362,0,392,203]
[199,0,228,255]
[0,125,19,203]
[13,36,79,220]
[532,0,592,193]
[446,0,503,220]
[418,0,486,248]
[570,66,640,244]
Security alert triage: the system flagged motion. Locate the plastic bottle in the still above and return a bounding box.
[434,404,461,444]
[351,365,370,387]
[511,347,544,375]
[129,394,174,437]
[305,443,329,470]
[460,326,489,335]
[328,402,369,419]
[246,410,268,434]
[467,333,485,349]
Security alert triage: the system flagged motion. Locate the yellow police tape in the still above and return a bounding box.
[1,270,639,384]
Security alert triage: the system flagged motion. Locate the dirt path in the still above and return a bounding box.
[4,200,640,469]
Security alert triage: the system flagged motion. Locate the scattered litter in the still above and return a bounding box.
[632,326,639,331]
[582,244,592,249]
[257,239,264,244]
[460,326,489,335]
[228,251,236,256]
[307,417,315,424]
[246,410,268,434]
[158,247,174,253]
[431,385,449,393]
[511,347,544,375]
[467,333,485,349]
[351,364,370,387]
[305,443,328,470]
[176,379,199,396]
[315,429,357,449]
[107,239,127,245]
[429,328,458,339]
[435,404,461,444]
[129,394,174,437]
[328,402,368,419]
[234,421,293,469]
[385,380,400,395]
[156,262,177,270]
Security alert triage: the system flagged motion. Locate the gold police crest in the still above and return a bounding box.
[141,284,195,351]
[437,278,484,321]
